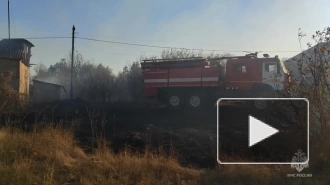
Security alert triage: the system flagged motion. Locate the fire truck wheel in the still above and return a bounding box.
[169,96,180,106]
[167,93,183,109]
[190,95,201,107]
[251,85,274,110]
[187,92,205,108]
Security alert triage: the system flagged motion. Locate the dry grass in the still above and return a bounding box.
[0,124,328,185]
[0,125,200,185]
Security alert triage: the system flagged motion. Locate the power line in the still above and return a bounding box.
[76,36,220,51]
[74,36,293,49]
[75,36,301,53]
[75,36,285,48]
[0,36,302,53]
[25,36,71,39]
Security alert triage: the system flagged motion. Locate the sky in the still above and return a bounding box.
[0,0,330,75]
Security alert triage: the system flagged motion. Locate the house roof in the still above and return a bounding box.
[0,50,25,61]
[285,42,330,62]
[0,38,34,49]
[283,42,330,69]
[32,79,66,92]
[0,39,34,61]
[282,42,330,84]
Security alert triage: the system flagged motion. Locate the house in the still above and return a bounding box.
[31,80,67,102]
[282,42,330,85]
[0,38,34,96]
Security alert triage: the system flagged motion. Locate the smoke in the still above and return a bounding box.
[33,75,61,85]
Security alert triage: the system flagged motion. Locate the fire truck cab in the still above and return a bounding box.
[141,54,288,109]
[225,56,285,91]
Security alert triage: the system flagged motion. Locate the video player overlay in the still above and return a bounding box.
[217,98,308,164]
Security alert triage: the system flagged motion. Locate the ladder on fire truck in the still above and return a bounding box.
[141,54,258,70]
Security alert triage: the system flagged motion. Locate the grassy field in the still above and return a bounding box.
[0,124,328,185]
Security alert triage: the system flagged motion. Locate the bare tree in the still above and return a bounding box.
[33,63,49,79]
[276,27,330,139]
[80,64,115,103]
[32,52,116,103]
[0,72,28,114]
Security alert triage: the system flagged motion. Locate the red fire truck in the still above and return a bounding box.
[141,53,289,109]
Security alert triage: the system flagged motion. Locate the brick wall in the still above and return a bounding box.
[0,59,30,97]
[19,61,30,95]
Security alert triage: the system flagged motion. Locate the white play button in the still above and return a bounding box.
[249,115,279,147]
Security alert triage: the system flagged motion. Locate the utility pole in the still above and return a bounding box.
[70,25,75,100]
[8,0,10,39]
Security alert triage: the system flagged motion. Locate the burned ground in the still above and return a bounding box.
[0,99,305,169]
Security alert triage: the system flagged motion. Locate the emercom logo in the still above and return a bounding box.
[291,149,309,172]
[287,149,312,178]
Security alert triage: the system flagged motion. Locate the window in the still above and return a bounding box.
[232,65,247,73]
[264,63,277,73]
[277,63,281,74]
